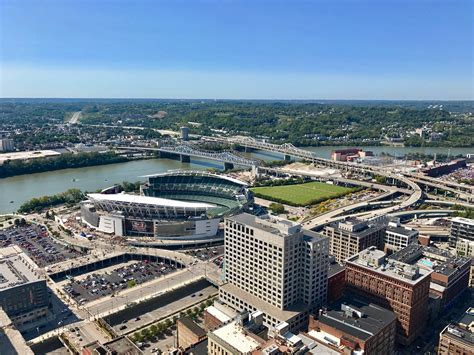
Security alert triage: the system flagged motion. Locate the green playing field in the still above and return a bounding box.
[251,181,355,206]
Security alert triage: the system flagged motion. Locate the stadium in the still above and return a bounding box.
[81,171,253,241]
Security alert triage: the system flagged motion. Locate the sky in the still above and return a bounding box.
[0,0,473,100]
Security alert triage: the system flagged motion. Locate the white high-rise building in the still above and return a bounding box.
[219,213,329,332]
[0,138,14,152]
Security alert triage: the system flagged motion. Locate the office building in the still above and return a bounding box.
[220,213,329,331]
[0,246,48,328]
[0,138,14,152]
[451,217,474,243]
[180,126,190,140]
[438,307,474,355]
[323,217,386,263]
[384,219,418,253]
[307,297,397,355]
[345,246,431,345]
[456,238,474,257]
[389,244,471,310]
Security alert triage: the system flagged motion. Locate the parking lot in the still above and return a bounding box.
[0,224,84,267]
[63,260,177,304]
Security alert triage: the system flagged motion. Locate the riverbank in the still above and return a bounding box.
[1,145,472,214]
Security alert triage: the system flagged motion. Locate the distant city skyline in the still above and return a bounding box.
[1,0,473,100]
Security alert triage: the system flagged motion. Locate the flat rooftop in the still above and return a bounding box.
[442,324,474,346]
[317,297,397,341]
[211,319,263,353]
[452,217,474,226]
[0,246,42,291]
[389,244,471,277]
[327,218,385,239]
[87,192,215,209]
[347,247,431,285]
[328,262,345,278]
[386,225,419,237]
[220,283,312,322]
[226,213,302,237]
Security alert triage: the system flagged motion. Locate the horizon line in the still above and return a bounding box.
[1,97,473,102]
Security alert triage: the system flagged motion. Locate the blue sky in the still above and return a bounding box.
[1,0,472,99]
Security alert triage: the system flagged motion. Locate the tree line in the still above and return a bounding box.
[0,152,128,178]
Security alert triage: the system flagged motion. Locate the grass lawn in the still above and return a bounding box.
[251,181,356,206]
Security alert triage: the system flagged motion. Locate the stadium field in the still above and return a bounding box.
[251,181,355,206]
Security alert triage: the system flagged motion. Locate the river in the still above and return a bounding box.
[0,145,472,214]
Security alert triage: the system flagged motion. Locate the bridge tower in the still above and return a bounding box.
[180,154,191,163]
[224,162,234,170]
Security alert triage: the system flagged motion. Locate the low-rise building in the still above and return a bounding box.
[204,301,238,331]
[208,311,306,355]
[389,244,471,310]
[323,217,386,263]
[307,297,397,355]
[177,317,207,351]
[438,307,474,355]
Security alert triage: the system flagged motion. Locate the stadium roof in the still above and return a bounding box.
[87,193,216,209]
[141,170,248,186]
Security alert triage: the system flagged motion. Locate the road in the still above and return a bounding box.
[112,283,217,336]
[83,259,220,317]
[69,111,82,124]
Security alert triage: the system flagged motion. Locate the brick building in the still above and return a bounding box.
[308,297,397,355]
[438,307,474,355]
[177,317,207,351]
[327,261,346,303]
[345,247,431,345]
[389,244,471,310]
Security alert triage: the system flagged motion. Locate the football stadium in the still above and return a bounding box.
[81,171,253,240]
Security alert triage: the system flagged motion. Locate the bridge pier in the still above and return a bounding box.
[180,154,191,163]
[244,146,255,153]
[224,162,234,170]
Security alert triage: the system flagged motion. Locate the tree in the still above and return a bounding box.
[269,202,285,214]
[127,280,137,288]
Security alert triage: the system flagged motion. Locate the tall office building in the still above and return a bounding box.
[345,246,432,345]
[220,213,329,331]
[323,217,386,263]
[0,138,14,152]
